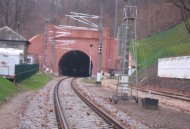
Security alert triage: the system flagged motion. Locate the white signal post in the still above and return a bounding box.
[97,3,103,83]
[89,44,93,79]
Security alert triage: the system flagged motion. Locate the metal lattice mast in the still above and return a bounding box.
[123,4,138,100]
[112,1,139,103]
[125,5,138,69]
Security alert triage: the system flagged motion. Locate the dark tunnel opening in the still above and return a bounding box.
[59,50,93,77]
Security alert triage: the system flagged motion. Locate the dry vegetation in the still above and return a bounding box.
[0,0,185,39]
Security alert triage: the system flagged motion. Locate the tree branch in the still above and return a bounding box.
[170,0,190,33]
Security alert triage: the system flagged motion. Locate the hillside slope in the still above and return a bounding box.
[136,20,190,94]
[137,20,190,69]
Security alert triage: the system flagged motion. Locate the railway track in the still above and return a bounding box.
[142,89,190,102]
[54,78,69,129]
[131,87,190,102]
[54,78,126,129]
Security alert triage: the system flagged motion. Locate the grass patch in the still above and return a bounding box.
[0,72,54,103]
[135,20,190,69]
[19,72,54,90]
[0,77,17,102]
[82,77,96,84]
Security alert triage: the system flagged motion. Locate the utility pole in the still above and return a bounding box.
[51,26,56,73]
[96,3,103,83]
[43,19,49,72]
[114,0,118,38]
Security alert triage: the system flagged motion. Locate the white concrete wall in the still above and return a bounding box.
[0,54,21,77]
[158,56,190,79]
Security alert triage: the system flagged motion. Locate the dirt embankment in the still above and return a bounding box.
[0,91,33,129]
[139,64,190,96]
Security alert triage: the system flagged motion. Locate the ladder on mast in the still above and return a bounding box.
[111,5,139,104]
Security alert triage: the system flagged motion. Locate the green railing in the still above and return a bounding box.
[14,64,39,83]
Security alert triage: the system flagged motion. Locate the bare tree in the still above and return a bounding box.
[0,0,33,32]
[0,0,11,26]
[170,0,190,33]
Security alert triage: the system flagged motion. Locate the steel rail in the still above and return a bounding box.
[144,89,190,102]
[130,86,190,102]
[54,78,69,129]
[71,78,127,129]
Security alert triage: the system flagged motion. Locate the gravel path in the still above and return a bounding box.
[0,92,32,129]
[18,78,60,129]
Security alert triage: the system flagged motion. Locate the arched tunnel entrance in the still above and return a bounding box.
[59,50,93,77]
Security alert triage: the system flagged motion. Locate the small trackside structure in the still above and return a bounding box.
[158,56,190,79]
[0,26,38,82]
[0,26,30,79]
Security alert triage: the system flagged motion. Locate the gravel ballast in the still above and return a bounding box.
[18,79,59,129]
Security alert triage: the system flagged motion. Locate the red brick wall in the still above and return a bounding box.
[28,25,118,76]
[28,34,44,71]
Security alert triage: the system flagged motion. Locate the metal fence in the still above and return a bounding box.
[14,64,39,83]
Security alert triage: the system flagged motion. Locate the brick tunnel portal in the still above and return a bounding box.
[59,50,93,77]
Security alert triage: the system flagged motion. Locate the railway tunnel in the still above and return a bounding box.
[59,50,93,77]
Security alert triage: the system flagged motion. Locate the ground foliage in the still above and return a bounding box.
[0,72,54,103]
